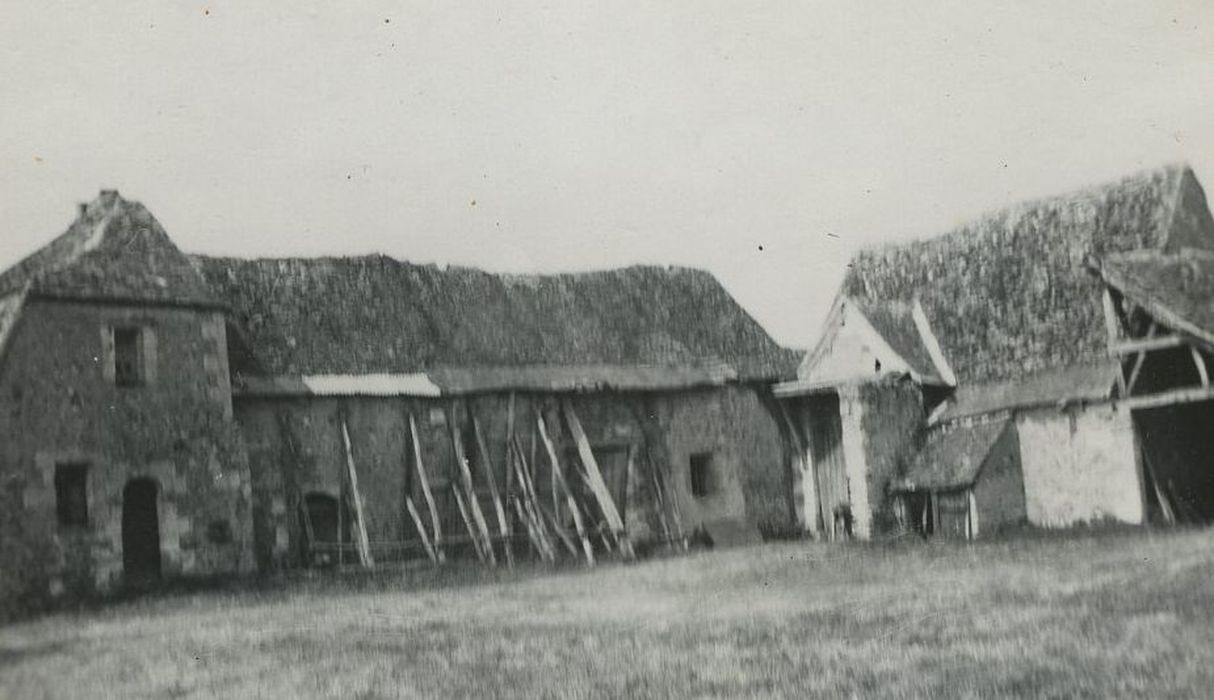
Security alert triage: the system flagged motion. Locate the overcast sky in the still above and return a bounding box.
[2,1,1212,347]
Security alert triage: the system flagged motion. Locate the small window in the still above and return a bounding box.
[54,463,89,528]
[689,452,714,498]
[114,327,144,387]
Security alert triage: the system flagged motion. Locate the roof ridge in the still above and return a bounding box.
[852,161,1193,260]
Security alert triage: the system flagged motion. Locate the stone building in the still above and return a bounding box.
[0,191,797,611]
[776,164,1214,539]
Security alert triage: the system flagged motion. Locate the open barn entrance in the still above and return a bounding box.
[1134,401,1214,524]
[300,492,350,566]
[122,478,161,587]
[804,393,849,539]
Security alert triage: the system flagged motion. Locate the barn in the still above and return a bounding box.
[776,163,1214,538]
[193,255,798,569]
[0,188,800,612]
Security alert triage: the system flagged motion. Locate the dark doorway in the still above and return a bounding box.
[122,479,161,587]
[302,492,347,566]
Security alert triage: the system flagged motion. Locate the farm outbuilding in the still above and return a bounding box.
[192,255,798,568]
[0,190,798,612]
[1092,248,1214,524]
[778,163,1214,538]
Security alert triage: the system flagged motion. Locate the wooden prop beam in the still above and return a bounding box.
[561,400,634,559]
[473,416,514,567]
[1124,323,1158,396]
[538,414,595,565]
[1111,334,1185,356]
[1193,347,1210,388]
[447,404,496,566]
[340,417,375,568]
[452,485,487,563]
[405,496,438,564]
[510,435,554,558]
[409,413,445,563]
[1121,385,1214,411]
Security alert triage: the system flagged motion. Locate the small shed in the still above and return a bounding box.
[892,418,1024,538]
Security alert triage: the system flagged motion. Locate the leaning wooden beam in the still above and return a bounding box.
[561,400,634,559]
[1193,347,1210,388]
[405,496,438,564]
[511,495,554,562]
[1124,323,1157,395]
[1102,288,1125,355]
[340,417,375,568]
[538,414,594,565]
[452,485,487,564]
[409,413,445,563]
[473,416,514,567]
[447,405,496,566]
[511,436,556,559]
[1110,334,1186,356]
[1121,385,1214,410]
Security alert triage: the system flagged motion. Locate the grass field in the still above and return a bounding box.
[3,529,1214,698]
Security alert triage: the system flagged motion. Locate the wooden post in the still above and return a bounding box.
[538,414,594,565]
[452,485,486,563]
[448,404,496,566]
[340,416,375,568]
[1193,347,1209,387]
[561,400,634,559]
[405,496,438,564]
[511,436,556,558]
[473,415,514,567]
[409,413,445,563]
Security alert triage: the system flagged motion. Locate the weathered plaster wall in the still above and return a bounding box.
[236,385,789,566]
[856,380,925,536]
[0,299,252,609]
[972,422,1027,533]
[837,385,872,539]
[1016,404,1143,527]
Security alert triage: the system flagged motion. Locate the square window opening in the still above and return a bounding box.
[689,452,714,499]
[114,327,144,387]
[55,463,89,529]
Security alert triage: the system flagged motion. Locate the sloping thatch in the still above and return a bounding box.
[0,191,220,308]
[894,418,1012,491]
[194,255,798,381]
[1097,249,1214,347]
[933,361,1119,424]
[854,299,944,383]
[843,164,1214,383]
[0,290,26,364]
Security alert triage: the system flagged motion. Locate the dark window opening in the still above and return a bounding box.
[114,327,143,387]
[206,519,233,544]
[689,452,714,498]
[55,463,89,528]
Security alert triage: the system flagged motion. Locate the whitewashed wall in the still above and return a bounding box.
[1016,404,1143,527]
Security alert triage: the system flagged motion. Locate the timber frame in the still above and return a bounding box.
[1102,287,1214,409]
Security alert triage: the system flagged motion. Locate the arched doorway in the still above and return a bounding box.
[122,478,161,587]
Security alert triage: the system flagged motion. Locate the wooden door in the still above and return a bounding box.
[806,393,848,539]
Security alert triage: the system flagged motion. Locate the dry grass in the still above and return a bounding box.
[3,529,1214,698]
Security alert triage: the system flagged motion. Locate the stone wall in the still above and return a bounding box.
[0,299,252,611]
[1016,403,1143,527]
[236,385,789,566]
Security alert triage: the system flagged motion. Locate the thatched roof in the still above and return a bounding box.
[0,191,220,308]
[932,361,1119,424]
[843,164,1214,383]
[893,418,1012,492]
[193,255,797,382]
[1096,249,1214,347]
